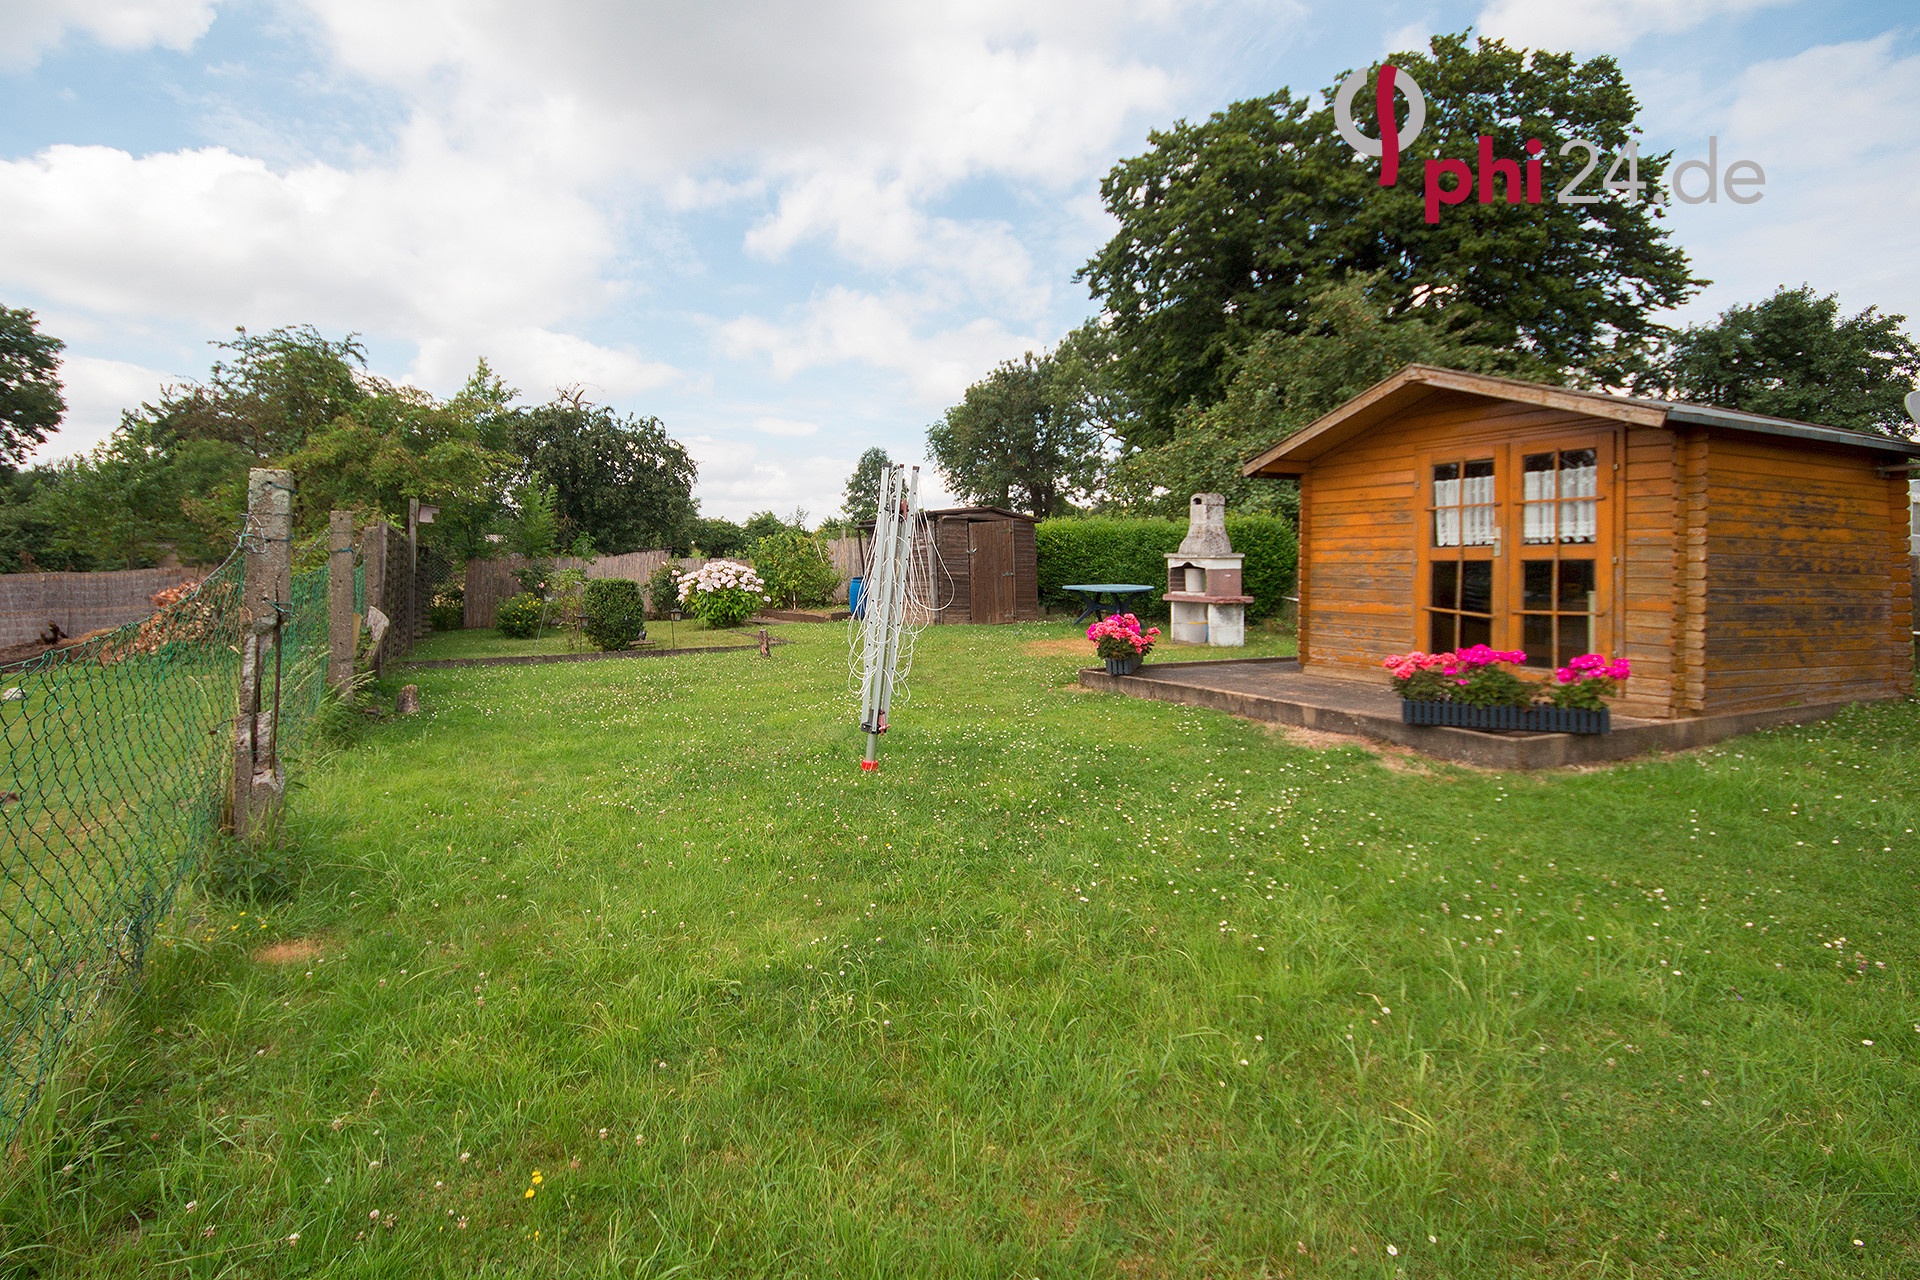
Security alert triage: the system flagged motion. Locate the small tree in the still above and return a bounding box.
[927,350,1105,516]
[753,530,839,608]
[0,304,65,466]
[510,482,559,595]
[582,578,646,650]
[841,447,891,523]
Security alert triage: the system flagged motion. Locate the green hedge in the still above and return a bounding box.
[1035,515,1297,623]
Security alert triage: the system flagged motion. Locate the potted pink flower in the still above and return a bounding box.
[1088,613,1160,676]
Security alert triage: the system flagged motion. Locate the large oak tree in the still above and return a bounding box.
[1079,32,1699,447]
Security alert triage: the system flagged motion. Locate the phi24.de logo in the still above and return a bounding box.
[1334,64,1765,223]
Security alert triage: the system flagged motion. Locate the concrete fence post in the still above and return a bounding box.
[328,510,356,692]
[232,468,293,840]
[359,521,389,677]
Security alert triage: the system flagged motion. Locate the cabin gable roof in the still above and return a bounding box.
[1241,364,1920,477]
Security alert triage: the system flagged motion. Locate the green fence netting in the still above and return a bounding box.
[0,541,336,1147]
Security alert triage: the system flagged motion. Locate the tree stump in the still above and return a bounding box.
[397,684,420,715]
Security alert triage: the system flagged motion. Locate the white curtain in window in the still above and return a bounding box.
[1523,501,1555,544]
[1433,474,1460,546]
[1462,473,1496,546]
[1464,502,1496,546]
[1560,458,1598,542]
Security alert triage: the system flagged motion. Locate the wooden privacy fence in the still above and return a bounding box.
[828,536,868,604]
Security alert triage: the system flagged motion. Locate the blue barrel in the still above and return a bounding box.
[848,576,865,618]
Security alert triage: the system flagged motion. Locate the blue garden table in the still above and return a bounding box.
[1061,583,1157,626]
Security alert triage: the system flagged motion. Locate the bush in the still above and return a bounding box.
[1034,514,1298,622]
[582,578,646,650]
[496,592,544,638]
[1224,514,1298,623]
[428,582,465,632]
[678,559,768,628]
[645,561,682,619]
[752,531,839,608]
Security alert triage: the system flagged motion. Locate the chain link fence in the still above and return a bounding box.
[0,532,336,1147]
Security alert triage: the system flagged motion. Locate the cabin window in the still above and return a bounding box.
[1521,449,1598,544]
[1519,557,1596,668]
[1432,459,1497,547]
[1428,559,1494,652]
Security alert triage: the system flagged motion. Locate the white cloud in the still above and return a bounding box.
[1382,20,1434,57]
[29,354,177,462]
[720,287,1047,403]
[750,417,820,438]
[283,0,1167,384]
[682,436,855,523]
[1664,34,1920,326]
[684,433,958,523]
[1477,0,1793,53]
[295,1,1176,183]
[0,138,609,332]
[0,136,679,401]
[0,0,218,69]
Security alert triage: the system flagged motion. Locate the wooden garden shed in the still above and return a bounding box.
[1243,365,1918,720]
[924,507,1040,624]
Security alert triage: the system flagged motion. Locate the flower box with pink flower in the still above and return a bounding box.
[1382,646,1630,735]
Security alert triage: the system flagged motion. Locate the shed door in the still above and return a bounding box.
[969,520,1015,623]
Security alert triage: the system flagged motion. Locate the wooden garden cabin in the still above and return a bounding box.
[1243,365,1919,720]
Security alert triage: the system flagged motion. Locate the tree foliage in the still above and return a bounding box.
[1080,31,1698,447]
[1112,278,1519,516]
[1633,286,1920,437]
[504,392,697,554]
[926,350,1106,517]
[841,447,891,524]
[0,305,65,467]
[752,529,838,608]
[684,515,749,558]
[0,326,698,572]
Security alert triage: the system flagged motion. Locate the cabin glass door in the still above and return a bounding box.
[1425,457,1499,652]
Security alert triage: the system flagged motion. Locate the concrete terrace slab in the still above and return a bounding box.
[1080,657,1867,770]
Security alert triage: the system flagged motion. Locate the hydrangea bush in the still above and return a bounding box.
[677,560,770,629]
[1088,613,1162,663]
[1383,645,1630,709]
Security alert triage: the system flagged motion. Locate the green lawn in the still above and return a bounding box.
[407,619,796,662]
[5,621,1918,1277]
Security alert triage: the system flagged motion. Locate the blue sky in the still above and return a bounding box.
[1,0,1914,519]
